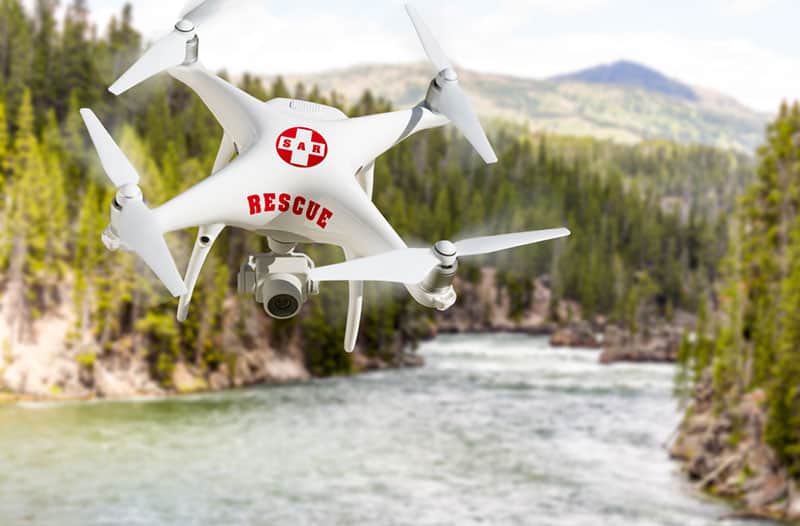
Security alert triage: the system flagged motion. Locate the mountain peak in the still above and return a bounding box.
[553,60,697,101]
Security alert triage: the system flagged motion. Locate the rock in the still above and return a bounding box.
[208,366,231,391]
[264,356,310,383]
[673,373,800,523]
[786,481,800,520]
[94,360,163,399]
[172,363,208,394]
[401,351,424,368]
[549,322,599,348]
[745,475,788,510]
[599,325,681,364]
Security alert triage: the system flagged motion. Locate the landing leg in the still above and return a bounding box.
[177,223,225,322]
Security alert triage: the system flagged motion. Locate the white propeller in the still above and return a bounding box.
[311,228,571,284]
[109,0,235,95]
[80,109,187,297]
[406,4,498,164]
[80,110,140,187]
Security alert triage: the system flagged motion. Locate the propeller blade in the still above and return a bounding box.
[117,200,187,297]
[79,109,140,188]
[81,109,186,297]
[456,228,571,258]
[438,81,498,164]
[311,249,439,284]
[180,0,236,26]
[109,29,193,96]
[312,230,570,285]
[405,4,451,72]
[405,4,497,164]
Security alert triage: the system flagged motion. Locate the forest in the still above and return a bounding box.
[0,0,754,384]
[678,101,800,481]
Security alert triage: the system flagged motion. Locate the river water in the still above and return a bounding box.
[0,334,776,526]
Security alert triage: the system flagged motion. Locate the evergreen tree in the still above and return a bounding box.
[0,0,34,122]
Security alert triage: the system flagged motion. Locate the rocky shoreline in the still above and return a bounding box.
[545,313,694,366]
[0,269,694,402]
[431,270,694,366]
[0,279,422,401]
[670,374,800,523]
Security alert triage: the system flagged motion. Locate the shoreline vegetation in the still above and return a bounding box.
[671,102,800,524]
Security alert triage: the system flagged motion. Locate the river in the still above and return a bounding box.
[0,334,777,525]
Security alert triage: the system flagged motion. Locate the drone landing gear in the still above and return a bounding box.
[177,223,225,322]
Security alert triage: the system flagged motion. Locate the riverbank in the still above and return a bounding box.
[543,312,693,366]
[0,268,689,401]
[670,373,800,523]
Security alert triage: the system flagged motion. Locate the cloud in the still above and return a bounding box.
[507,0,609,15]
[20,0,799,112]
[721,0,773,15]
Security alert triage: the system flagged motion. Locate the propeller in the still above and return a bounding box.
[311,228,571,284]
[80,109,187,297]
[109,0,235,95]
[405,4,498,164]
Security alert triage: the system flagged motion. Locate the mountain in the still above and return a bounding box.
[552,60,698,101]
[276,62,769,153]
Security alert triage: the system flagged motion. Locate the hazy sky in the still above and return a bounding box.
[34,0,800,112]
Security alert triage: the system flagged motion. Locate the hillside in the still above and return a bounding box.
[552,60,697,101]
[277,62,768,153]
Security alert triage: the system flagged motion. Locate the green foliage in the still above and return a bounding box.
[135,312,180,385]
[679,102,800,480]
[301,291,352,377]
[75,351,96,368]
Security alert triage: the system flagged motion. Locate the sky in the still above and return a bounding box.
[31,0,800,112]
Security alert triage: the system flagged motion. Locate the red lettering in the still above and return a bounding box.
[292,196,306,215]
[297,142,306,151]
[248,193,331,229]
[248,194,261,215]
[306,200,321,221]
[282,139,291,148]
[317,208,333,229]
[278,193,290,212]
[263,193,276,212]
[312,144,322,154]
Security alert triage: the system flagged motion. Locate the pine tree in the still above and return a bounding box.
[60,0,97,109]
[0,100,9,268]
[0,0,34,123]
[31,0,59,126]
[7,90,50,336]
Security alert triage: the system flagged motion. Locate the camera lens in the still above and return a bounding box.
[267,294,300,318]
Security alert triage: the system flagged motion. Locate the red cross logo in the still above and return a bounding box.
[276,127,328,168]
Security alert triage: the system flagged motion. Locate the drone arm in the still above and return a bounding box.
[212,132,237,174]
[177,223,226,322]
[356,162,375,199]
[342,105,448,168]
[168,63,262,152]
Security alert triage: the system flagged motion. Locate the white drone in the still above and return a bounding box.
[81,1,570,352]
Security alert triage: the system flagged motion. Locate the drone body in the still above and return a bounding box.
[81,2,570,352]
